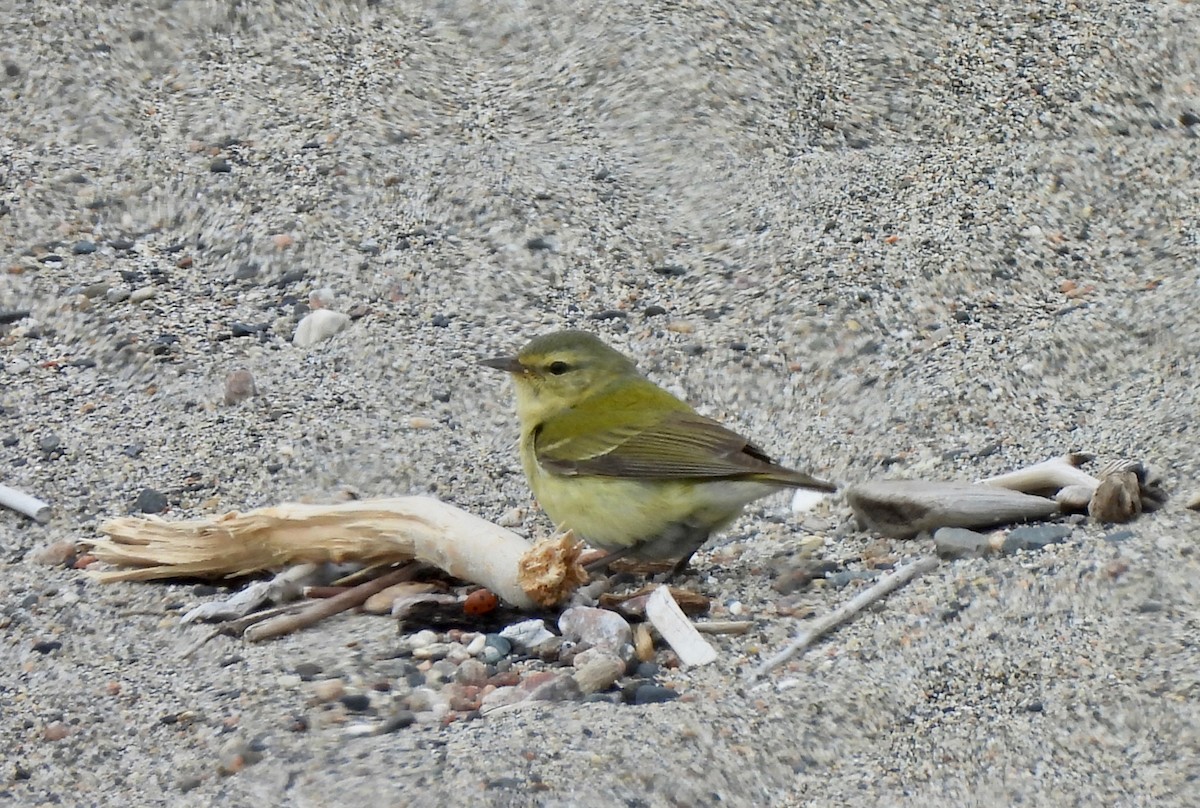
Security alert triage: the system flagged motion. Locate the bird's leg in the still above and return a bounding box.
[665,549,698,580]
[583,547,635,574]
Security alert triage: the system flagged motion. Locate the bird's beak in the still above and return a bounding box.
[478,355,523,374]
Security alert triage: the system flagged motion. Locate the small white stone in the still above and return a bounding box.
[130,286,157,304]
[293,309,351,347]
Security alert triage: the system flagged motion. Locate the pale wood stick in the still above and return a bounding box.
[181,603,308,659]
[243,564,420,642]
[88,497,586,609]
[694,620,754,635]
[979,453,1099,493]
[746,556,939,683]
[645,585,717,667]
[0,483,51,523]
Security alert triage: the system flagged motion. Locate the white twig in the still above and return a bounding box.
[0,483,51,523]
[746,556,940,683]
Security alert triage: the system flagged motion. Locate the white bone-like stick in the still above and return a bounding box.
[645,585,718,667]
[0,483,51,523]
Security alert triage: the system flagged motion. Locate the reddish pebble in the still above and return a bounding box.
[43,722,71,742]
[176,255,194,268]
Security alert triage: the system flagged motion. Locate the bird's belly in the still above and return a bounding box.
[530,469,783,556]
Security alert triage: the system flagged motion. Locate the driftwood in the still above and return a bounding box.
[852,454,1167,537]
[0,483,51,523]
[846,481,1058,538]
[86,497,587,609]
[747,556,939,682]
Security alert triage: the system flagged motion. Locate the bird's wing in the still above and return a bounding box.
[536,407,834,490]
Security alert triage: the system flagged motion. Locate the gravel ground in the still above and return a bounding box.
[3,1,1199,805]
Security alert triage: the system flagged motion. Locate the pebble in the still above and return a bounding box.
[377,710,416,734]
[934,527,990,559]
[135,487,168,514]
[312,679,346,703]
[412,642,451,661]
[454,659,489,687]
[572,654,625,695]
[499,620,554,651]
[424,659,459,685]
[223,369,258,406]
[524,672,581,703]
[465,634,488,656]
[105,287,130,303]
[480,686,525,712]
[340,693,372,712]
[129,286,157,304]
[408,629,439,649]
[631,684,679,705]
[293,309,351,347]
[1002,525,1073,554]
[558,606,632,655]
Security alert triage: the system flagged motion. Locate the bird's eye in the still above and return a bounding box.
[547,361,570,375]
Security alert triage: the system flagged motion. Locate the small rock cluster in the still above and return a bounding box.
[288,606,681,738]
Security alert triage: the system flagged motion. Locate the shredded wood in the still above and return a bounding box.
[86,496,585,609]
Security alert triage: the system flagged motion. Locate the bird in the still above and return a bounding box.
[481,329,836,577]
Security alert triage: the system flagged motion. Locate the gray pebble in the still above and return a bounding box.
[934,527,990,559]
[135,487,168,514]
[129,286,157,304]
[632,684,680,705]
[1002,525,1073,554]
[572,654,625,695]
[72,240,97,255]
[105,287,130,303]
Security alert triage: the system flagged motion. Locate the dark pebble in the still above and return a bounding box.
[294,662,323,681]
[273,270,306,287]
[431,314,452,328]
[377,710,415,734]
[633,684,679,705]
[210,158,232,173]
[70,357,97,368]
[38,433,61,454]
[178,776,203,793]
[32,640,63,654]
[219,655,243,667]
[122,443,144,458]
[230,322,266,338]
[340,694,372,712]
[38,254,64,264]
[432,390,451,403]
[525,236,554,252]
[1137,599,1163,613]
[634,661,660,678]
[4,61,19,77]
[934,527,990,559]
[233,262,259,281]
[644,305,667,317]
[109,238,135,251]
[192,584,219,596]
[590,310,627,321]
[0,310,32,325]
[1103,530,1135,544]
[2,435,17,447]
[1002,525,1072,554]
[1025,701,1044,713]
[729,341,747,351]
[72,241,97,255]
[135,487,168,514]
[1180,111,1200,127]
[682,344,704,356]
[653,265,687,277]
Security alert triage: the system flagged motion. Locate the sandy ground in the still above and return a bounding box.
[2,1,1200,805]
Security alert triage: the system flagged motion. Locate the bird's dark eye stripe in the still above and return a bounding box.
[548,361,570,375]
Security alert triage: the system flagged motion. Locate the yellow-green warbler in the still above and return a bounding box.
[482,330,836,576]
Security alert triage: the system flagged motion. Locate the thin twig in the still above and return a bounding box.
[0,483,51,523]
[694,620,754,635]
[181,602,308,659]
[746,556,939,683]
[243,563,421,642]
